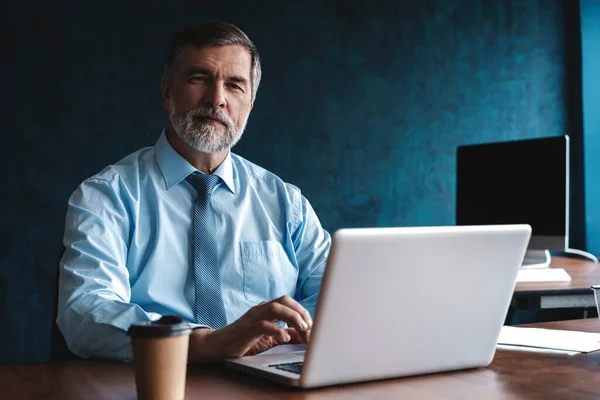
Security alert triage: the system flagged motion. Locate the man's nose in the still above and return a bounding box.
[203,83,227,108]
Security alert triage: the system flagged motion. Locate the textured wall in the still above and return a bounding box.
[1,0,575,363]
[581,0,600,256]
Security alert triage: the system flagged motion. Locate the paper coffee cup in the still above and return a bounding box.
[128,315,192,400]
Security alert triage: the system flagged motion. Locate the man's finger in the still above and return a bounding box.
[260,301,310,332]
[251,320,291,343]
[301,329,311,343]
[275,295,313,328]
[245,336,278,356]
[286,328,310,344]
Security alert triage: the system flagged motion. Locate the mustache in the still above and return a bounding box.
[187,107,233,129]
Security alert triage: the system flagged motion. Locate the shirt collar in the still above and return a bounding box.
[154,131,235,193]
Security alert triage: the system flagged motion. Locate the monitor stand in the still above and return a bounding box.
[521,249,551,269]
[563,248,599,263]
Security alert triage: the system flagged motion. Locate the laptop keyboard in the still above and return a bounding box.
[269,361,303,375]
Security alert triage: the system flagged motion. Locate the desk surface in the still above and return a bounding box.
[514,256,600,296]
[2,319,600,400]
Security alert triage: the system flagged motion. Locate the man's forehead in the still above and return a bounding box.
[175,44,252,77]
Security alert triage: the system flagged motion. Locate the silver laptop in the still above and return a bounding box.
[225,224,531,388]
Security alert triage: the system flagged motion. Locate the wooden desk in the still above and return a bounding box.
[513,257,600,310]
[2,319,600,399]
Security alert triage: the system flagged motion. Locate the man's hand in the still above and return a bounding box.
[243,327,311,356]
[188,295,313,362]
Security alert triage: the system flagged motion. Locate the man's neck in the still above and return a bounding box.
[165,126,228,174]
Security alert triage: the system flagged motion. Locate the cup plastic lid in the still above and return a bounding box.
[127,315,192,338]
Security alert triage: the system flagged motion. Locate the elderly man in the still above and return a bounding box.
[57,21,331,362]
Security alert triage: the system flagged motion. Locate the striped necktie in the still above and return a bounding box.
[186,172,227,329]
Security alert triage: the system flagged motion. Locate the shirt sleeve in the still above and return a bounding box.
[290,192,331,317]
[56,173,161,362]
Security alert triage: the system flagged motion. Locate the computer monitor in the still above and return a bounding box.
[456,136,569,264]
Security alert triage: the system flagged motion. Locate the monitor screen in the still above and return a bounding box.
[456,136,569,251]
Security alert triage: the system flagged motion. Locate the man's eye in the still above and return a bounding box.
[227,83,242,91]
[190,76,208,82]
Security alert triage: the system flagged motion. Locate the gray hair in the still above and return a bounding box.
[163,21,261,101]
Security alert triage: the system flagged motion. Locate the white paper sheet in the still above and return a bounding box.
[498,326,600,353]
[516,268,571,283]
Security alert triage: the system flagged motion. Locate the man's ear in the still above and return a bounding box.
[161,74,171,110]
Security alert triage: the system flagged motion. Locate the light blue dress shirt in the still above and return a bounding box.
[57,133,331,361]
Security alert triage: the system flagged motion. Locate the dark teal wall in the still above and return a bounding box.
[581,0,600,256]
[1,0,577,363]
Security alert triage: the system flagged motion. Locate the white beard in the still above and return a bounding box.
[168,101,248,153]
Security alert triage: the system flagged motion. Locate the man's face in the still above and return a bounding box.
[162,44,254,153]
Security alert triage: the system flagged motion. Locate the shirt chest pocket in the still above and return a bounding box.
[240,241,298,304]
